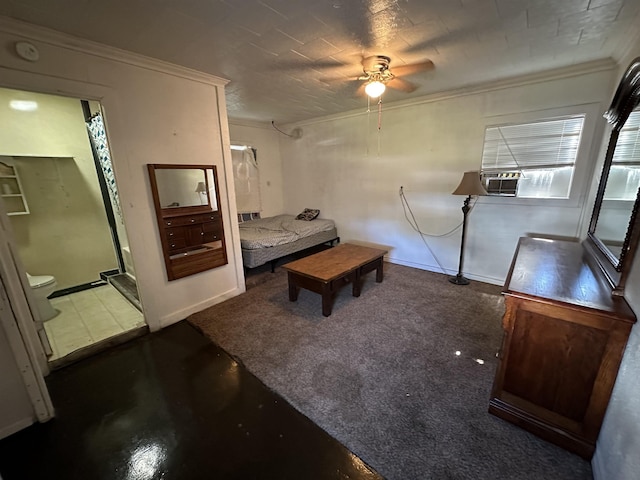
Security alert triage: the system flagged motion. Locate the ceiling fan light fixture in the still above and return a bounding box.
[365,80,386,98]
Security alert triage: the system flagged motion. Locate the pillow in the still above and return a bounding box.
[295,208,320,221]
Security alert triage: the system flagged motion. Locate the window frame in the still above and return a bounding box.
[477,103,604,208]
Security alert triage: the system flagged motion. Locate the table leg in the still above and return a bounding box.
[376,258,384,283]
[321,283,333,317]
[288,273,299,302]
[352,269,362,297]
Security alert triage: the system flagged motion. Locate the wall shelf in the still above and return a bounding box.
[0,162,30,216]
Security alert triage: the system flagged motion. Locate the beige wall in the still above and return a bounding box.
[278,66,615,284]
[0,88,117,289]
[0,18,245,332]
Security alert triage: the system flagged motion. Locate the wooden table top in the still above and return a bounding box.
[282,243,388,281]
[504,237,635,322]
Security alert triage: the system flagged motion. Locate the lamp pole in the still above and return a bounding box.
[449,171,487,285]
[449,195,472,285]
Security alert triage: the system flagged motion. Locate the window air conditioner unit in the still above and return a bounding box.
[483,172,520,196]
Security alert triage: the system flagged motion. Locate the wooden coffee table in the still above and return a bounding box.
[282,243,388,317]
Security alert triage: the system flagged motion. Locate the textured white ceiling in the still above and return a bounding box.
[1,0,639,123]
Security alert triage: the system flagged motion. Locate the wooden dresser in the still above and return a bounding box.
[489,237,636,459]
[160,211,227,280]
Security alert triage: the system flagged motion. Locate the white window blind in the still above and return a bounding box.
[481,115,585,172]
[604,110,640,201]
[611,110,640,166]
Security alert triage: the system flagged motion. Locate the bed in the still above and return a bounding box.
[239,214,339,271]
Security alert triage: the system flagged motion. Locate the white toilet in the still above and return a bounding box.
[27,273,58,321]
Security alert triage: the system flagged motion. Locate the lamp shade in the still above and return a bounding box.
[195,181,207,193]
[452,171,487,196]
[365,80,386,98]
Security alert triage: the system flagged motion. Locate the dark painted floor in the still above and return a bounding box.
[0,322,382,480]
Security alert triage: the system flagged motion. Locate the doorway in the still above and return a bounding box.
[0,86,146,368]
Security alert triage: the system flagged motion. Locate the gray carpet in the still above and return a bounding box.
[188,262,593,480]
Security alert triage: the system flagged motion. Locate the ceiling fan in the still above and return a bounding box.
[328,55,435,98]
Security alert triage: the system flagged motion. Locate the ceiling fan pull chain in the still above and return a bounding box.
[377,97,383,156]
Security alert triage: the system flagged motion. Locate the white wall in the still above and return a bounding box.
[592,45,640,480]
[228,121,284,217]
[0,18,245,332]
[279,66,615,284]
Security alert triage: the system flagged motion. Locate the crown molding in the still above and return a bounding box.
[0,16,229,87]
[228,119,274,130]
[286,58,617,128]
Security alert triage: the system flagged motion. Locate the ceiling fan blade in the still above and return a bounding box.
[386,77,417,93]
[390,60,434,77]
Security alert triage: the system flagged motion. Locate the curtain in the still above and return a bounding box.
[232,147,261,213]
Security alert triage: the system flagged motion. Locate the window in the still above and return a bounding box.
[603,110,640,201]
[480,114,586,199]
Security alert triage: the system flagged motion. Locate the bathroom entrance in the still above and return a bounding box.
[0,86,146,368]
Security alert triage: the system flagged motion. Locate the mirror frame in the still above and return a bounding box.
[149,164,215,216]
[585,56,640,295]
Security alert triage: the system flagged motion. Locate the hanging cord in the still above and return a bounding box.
[399,186,478,273]
[365,95,371,156]
[271,120,298,138]
[377,97,382,156]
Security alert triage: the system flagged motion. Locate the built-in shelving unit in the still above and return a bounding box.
[0,161,29,216]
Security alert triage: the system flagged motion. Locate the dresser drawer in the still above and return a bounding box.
[166,226,186,240]
[203,231,222,243]
[200,212,220,222]
[167,237,187,251]
[164,212,220,227]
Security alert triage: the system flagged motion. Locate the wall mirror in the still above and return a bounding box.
[148,164,227,280]
[586,57,640,294]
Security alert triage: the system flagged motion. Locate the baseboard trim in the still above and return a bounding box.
[49,279,107,299]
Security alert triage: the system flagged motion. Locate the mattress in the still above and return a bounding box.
[241,227,338,269]
[239,214,338,269]
[239,214,335,249]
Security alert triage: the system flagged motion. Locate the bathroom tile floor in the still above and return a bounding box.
[45,284,145,361]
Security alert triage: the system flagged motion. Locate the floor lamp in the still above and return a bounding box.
[449,171,487,285]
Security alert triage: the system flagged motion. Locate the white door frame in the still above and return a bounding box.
[0,201,54,426]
